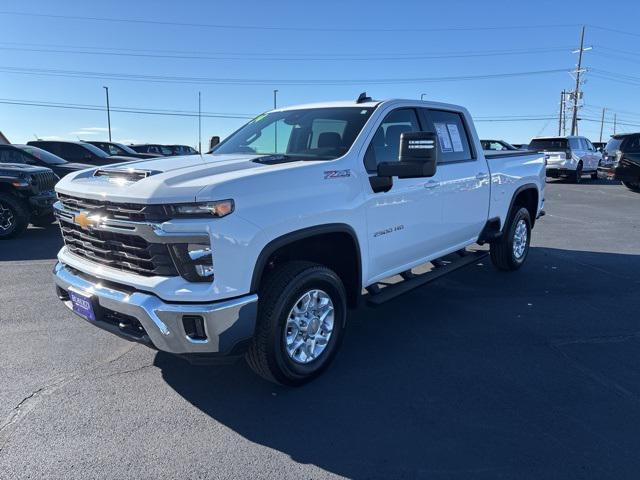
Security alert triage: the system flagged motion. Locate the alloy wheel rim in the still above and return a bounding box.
[284,289,335,364]
[512,219,528,259]
[0,203,15,233]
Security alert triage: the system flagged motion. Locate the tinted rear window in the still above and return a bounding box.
[622,136,640,153]
[529,138,568,151]
[605,138,624,153]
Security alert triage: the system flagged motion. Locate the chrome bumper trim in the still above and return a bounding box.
[53,262,258,355]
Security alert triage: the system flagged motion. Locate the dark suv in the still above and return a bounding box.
[26,140,136,167]
[83,141,161,159]
[598,133,640,192]
[0,163,58,238]
[0,144,92,178]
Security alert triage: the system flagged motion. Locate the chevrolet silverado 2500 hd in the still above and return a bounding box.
[52,96,546,385]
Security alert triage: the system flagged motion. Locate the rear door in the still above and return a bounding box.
[420,108,491,246]
[362,107,445,281]
[583,138,600,170]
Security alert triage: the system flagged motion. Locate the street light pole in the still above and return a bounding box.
[103,86,112,141]
[198,91,202,154]
[273,89,279,153]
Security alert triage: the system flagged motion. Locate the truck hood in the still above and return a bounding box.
[54,153,302,203]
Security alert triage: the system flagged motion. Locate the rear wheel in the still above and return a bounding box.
[490,207,531,271]
[622,181,640,192]
[0,193,29,239]
[572,163,583,183]
[246,261,347,386]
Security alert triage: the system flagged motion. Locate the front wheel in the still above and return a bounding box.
[490,207,532,271]
[0,193,29,239]
[246,261,347,386]
[622,181,640,192]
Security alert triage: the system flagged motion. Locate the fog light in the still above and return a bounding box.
[169,243,214,282]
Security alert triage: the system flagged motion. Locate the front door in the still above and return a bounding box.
[362,108,445,283]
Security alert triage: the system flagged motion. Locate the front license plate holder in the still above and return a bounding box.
[69,289,97,322]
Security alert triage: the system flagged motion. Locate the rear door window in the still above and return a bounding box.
[421,109,473,163]
[568,138,581,150]
[623,136,640,153]
[60,143,89,162]
[0,148,31,164]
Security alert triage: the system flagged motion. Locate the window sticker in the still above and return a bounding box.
[446,123,464,152]
[434,123,453,152]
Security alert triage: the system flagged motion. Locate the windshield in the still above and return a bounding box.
[528,138,568,151]
[114,143,137,154]
[15,145,67,165]
[214,107,375,160]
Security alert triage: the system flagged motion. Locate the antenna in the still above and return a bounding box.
[356,92,372,104]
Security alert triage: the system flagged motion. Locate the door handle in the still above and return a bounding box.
[475,172,489,180]
[424,180,439,189]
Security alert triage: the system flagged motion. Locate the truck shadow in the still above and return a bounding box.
[156,247,640,479]
[0,223,62,261]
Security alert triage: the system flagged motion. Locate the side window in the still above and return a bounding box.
[364,109,420,172]
[0,149,30,164]
[422,109,473,163]
[626,136,640,153]
[585,139,595,151]
[568,138,581,150]
[61,144,87,161]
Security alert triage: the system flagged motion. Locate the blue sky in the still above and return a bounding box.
[1,0,639,146]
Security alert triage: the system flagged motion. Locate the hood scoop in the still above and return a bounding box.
[93,168,161,184]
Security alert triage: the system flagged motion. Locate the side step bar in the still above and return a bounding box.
[366,250,488,306]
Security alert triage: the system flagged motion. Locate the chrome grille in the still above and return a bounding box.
[60,222,177,276]
[57,193,167,221]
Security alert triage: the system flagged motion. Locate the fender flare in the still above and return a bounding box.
[503,183,540,232]
[250,223,363,294]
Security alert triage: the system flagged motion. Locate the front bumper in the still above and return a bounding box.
[53,262,258,358]
[545,167,573,178]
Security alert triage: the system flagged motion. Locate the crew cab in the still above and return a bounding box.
[52,96,545,385]
[529,135,601,183]
[597,133,640,192]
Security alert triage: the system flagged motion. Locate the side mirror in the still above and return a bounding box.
[209,136,220,150]
[377,131,438,179]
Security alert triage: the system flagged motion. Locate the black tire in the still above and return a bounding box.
[622,181,640,192]
[490,207,532,271]
[246,261,347,386]
[0,193,30,240]
[31,212,56,227]
[572,163,583,183]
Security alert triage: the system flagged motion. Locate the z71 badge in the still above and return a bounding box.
[324,169,351,179]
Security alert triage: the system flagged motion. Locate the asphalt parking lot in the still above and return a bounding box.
[0,179,639,480]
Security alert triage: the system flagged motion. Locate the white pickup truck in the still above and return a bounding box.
[52,95,545,385]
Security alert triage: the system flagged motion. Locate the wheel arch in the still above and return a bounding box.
[504,183,539,231]
[250,224,363,308]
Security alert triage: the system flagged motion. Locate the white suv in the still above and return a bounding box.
[529,136,602,183]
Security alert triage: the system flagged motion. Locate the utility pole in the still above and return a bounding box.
[558,90,565,136]
[198,91,202,154]
[599,108,606,143]
[103,86,112,141]
[570,26,592,136]
[614,114,617,135]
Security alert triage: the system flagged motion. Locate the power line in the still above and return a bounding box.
[0,10,580,33]
[0,98,254,119]
[0,43,574,62]
[0,65,571,86]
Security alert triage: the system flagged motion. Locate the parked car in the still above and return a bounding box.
[83,141,161,159]
[166,145,199,156]
[597,133,640,192]
[0,163,58,238]
[129,144,173,156]
[26,140,136,167]
[529,136,601,183]
[592,141,607,153]
[481,139,518,151]
[52,96,545,385]
[0,144,92,178]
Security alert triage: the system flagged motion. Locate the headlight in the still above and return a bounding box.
[169,243,214,282]
[167,200,234,218]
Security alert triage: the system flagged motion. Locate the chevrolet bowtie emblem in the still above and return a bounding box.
[73,211,96,230]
